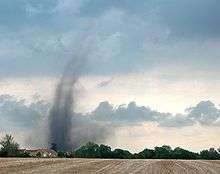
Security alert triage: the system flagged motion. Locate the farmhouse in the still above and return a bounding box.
[24,149,58,158]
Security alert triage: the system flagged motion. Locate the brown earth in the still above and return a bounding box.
[0,158,219,174]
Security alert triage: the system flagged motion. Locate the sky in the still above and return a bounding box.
[0,0,220,152]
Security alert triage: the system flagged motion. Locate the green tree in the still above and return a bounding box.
[172,147,198,159]
[99,144,112,158]
[112,149,133,159]
[0,134,19,157]
[74,142,101,158]
[200,148,220,160]
[154,145,172,159]
[136,148,155,159]
[71,142,220,160]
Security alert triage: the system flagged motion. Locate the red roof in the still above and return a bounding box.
[24,148,57,154]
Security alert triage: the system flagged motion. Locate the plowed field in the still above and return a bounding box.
[0,158,219,174]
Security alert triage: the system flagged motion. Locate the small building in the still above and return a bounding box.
[24,148,58,158]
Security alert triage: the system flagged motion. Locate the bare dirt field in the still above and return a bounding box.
[0,158,219,174]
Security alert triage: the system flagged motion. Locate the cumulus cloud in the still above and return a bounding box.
[187,101,220,125]
[89,100,220,127]
[0,94,220,148]
[157,114,194,128]
[1,94,219,131]
[0,94,49,129]
[90,101,158,124]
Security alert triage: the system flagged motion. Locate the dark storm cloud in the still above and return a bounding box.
[0,0,57,30]
[1,0,220,77]
[157,0,220,38]
[80,0,220,38]
[79,0,151,17]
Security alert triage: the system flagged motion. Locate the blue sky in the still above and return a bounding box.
[0,0,220,151]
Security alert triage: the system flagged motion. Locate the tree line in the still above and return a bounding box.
[1,134,220,160]
[71,142,220,160]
